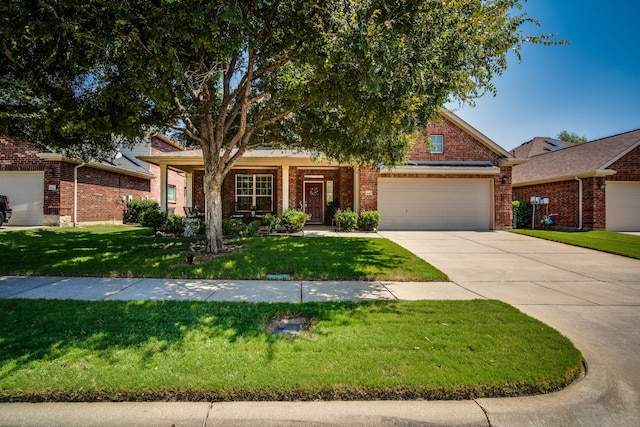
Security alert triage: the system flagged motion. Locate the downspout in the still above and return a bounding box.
[74,163,85,226]
[574,176,583,230]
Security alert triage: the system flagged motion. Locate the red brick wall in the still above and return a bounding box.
[0,137,45,171]
[359,167,378,211]
[607,145,640,182]
[71,165,150,223]
[1,137,153,225]
[513,177,607,230]
[356,116,513,229]
[220,168,280,218]
[408,117,502,164]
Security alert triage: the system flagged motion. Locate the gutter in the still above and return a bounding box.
[74,163,85,226]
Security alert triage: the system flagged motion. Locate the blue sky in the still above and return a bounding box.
[445,0,640,152]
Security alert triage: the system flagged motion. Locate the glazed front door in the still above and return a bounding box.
[304,182,323,224]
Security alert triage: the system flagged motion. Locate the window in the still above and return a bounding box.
[429,135,444,153]
[167,184,176,202]
[236,174,273,211]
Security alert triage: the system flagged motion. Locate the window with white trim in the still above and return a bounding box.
[235,174,273,211]
[429,135,444,153]
[167,184,176,203]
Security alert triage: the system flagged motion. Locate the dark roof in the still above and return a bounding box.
[108,152,153,176]
[513,129,640,184]
[510,137,575,158]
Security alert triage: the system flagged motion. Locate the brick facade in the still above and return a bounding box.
[158,113,517,229]
[194,166,355,223]
[513,145,640,230]
[0,137,183,226]
[513,177,610,230]
[357,116,513,229]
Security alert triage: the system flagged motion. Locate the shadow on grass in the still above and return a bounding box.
[0,299,366,394]
[0,227,445,280]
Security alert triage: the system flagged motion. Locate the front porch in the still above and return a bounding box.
[138,149,360,224]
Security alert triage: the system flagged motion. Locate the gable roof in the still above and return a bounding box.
[510,137,575,158]
[440,109,524,166]
[513,129,640,185]
[139,110,523,170]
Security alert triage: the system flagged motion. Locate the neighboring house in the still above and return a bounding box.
[512,129,640,231]
[0,135,185,226]
[139,110,522,231]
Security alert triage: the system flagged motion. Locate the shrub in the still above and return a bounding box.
[246,220,262,237]
[357,210,380,231]
[195,219,207,235]
[334,208,358,231]
[222,218,245,237]
[512,200,532,229]
[124,200,159,224]
[261,213,280,233]
[164,215,186,236]
[140,209,167,232]
[281,209,310,231]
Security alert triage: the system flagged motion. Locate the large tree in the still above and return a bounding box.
[1,0,562,252]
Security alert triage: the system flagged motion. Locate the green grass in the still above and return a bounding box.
[510,229,640,259]
[0,299,583,402]
[0,226,446,281]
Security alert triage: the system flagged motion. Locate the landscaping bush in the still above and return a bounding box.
[164,215,186,236]
[195,219,207,235]
[512,200,532,229]
[261,213,280,233]
[222,218,245,237]
[140,209,167,232]
[124,199,159,223]
[246,220,262,237]
[281,209,310,231]
[357,210,380,231]
[334,208,358,231]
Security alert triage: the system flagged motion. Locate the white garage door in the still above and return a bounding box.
[606,181,640,231]
[378,178,492,230]
[0,172,44,225]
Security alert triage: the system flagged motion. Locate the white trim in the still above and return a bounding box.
[383,165,500,175]
[513,169,616,187]
[282,166,289,211]
[600,140,640,169]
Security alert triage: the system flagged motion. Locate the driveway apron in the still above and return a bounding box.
[380,230,640,426]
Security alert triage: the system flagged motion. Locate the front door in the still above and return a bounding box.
[304,182,324,224]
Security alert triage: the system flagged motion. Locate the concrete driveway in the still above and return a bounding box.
[380,230,640,426]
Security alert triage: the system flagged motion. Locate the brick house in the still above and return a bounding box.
[139,110,521,230]
[0,135,185,226]
[512,129,640,231]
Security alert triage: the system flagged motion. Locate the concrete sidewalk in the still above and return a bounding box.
[2,230,640,426]
[0,276,477,302]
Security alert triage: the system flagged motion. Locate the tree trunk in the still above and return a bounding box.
[204,170,226,254]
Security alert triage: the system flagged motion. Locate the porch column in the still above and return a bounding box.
[159,163,168,213]
[282,165,289,212]
[185,172,193,208]
[353,166,360,212]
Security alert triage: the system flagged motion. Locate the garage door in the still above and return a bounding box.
[606,181,640,231]
[378,178,492,230]
[0,172,44,225]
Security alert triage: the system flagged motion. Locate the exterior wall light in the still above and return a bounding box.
[599,181,606,190]
[501,175,508,184]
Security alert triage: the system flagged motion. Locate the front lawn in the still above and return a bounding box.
[0,226,446,281]
[0,299,583,402]
[510,229,640,259]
